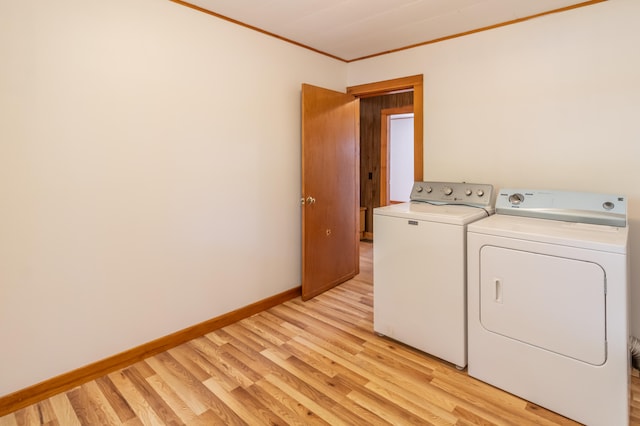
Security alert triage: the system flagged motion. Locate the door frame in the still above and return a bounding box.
[347,75,424,239]
[347,74,424,186]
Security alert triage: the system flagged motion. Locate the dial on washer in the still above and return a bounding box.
[509,193,524,204]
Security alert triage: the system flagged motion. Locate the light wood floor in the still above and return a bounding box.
[1,241,639,425]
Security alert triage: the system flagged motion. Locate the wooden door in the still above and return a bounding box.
[301,84,359,301]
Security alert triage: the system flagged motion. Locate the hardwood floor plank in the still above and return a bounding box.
[352,346,437,393]
[363,379,458,425]
[302,289,370,319]
[278,339,342,379]
[267,305,311,332]
[432,375,575,426]
[358,345,435,383]
[365,370,461,414]
[347,389,438,426]
[165,345,211,383]
[241,383,319,426]
[67,383,116,426]
[222,322,274,354]
[308,289,371,320]
[94,376,137,424]
[287,297,371,341]
[258,355,341,416]
[203,330,230,347]
[0,414,17,426]
[130,361,156,379]
[524,402,581,426]
[122,418,144,426]
[289,334,448,413]
[230,324,283,358]
[192,409,226,425]
[143,353,213,416]
[262,373,346,425]
[451,405,510,426]
[204,378,283,426]
[260,349,387,425]
[82,381,124,425]
[106,370,166,425]
[217,341,268,382]
[363,338,445,372]
[275,303,367,354]
[12,405,40,426]
[34,399,58,425]
[121,366,183,426]
[184,338,242,392]
[276,320,365,362]
[241,315,292,346]
[47,392,81,426]
[144,374,199,425]
[144,359,245,426]
[191,339,255,389]
[232,385,290,426]
[256,310,301,340]
[251,379,331,426]
[233,318,305,363]
[433,365,526,410]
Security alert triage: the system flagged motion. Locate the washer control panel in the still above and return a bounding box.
[496,189,627,227]
[410,181,493,207]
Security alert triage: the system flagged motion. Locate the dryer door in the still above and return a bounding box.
[479,245,606,365]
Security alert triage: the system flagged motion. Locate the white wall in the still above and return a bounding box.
[390,115,414,202]
[0,0,347,396]
[348,0,640,336]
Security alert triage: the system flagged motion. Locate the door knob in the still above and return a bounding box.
[306,196,316,205]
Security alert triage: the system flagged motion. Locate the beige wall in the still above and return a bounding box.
[348,0,640,336]
[0,0,347,396]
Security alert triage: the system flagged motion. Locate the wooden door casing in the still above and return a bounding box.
[348,75,423,239]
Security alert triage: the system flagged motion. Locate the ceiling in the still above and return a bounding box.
[174,0,603,62]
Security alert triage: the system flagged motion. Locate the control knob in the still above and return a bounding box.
[415,186,423,193]
[443,187,453,196]
[476,189,484,197]
[465,189,472,196]
[509,193,525,204]
[425,186,433,193]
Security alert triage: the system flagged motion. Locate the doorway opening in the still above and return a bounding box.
[347,75,424,241]
[381,108,414,205]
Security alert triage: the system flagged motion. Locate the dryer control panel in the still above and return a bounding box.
[410,181,493,208]
[496,189,627,227]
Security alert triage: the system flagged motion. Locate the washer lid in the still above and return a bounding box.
[374,201,492,225]
[468,214,628,254]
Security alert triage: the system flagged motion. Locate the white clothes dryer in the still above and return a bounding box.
[467,189,629,426]
[374,181,493,369]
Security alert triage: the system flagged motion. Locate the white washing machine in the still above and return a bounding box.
[374,181,494,369]
[467,189,629,426]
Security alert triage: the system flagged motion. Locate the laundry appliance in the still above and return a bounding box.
[374,181,494,369]
[467,189,629,426]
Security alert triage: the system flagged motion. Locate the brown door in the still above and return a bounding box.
[301,84,359,301]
